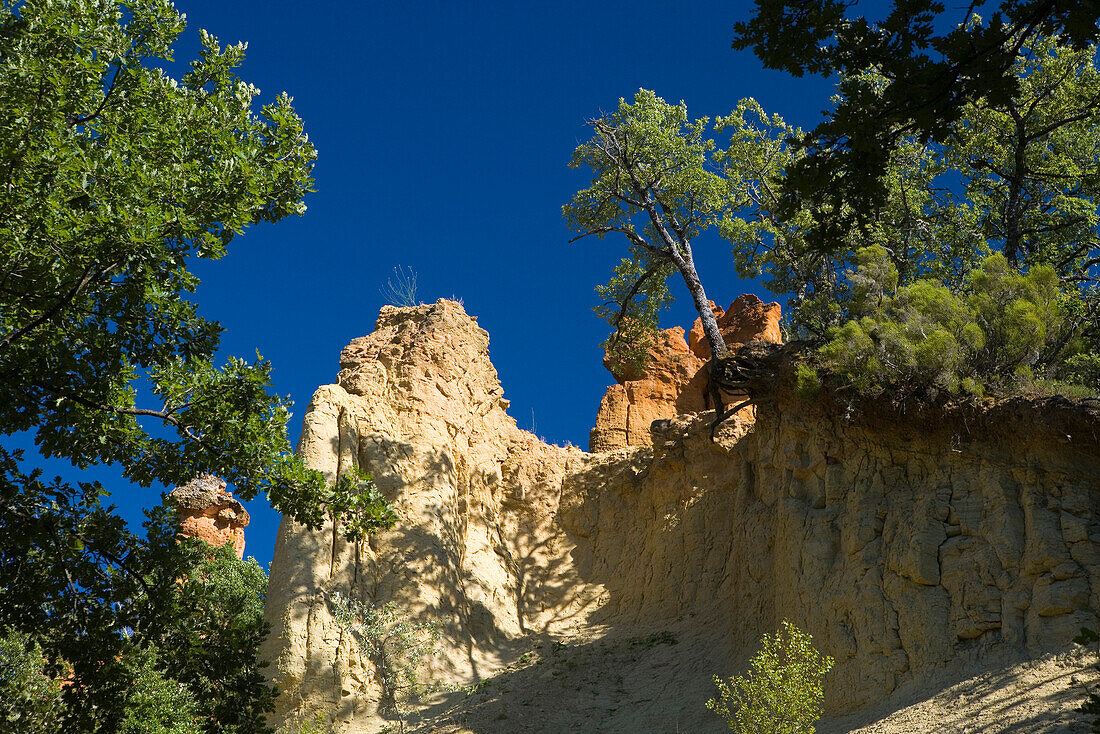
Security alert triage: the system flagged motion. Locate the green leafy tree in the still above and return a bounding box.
[945,32,1100,275]
[0,448,291,732]
[0,629,66,734]
[570,32,1100,401]
[732,1,1100,247]
[0,0,331,524]
[151,543,279,734]
[706,620,834,734]
[563,89,732,373]
[0,0,397,730]
[719,32,1100,396]
[115,646,202,734]
[563,91,824,377]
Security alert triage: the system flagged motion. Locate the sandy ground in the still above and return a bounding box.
[821,649,1099,734]
[401,633,1100,734]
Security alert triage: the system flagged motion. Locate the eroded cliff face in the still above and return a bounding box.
[264,300,1100,733]
[262,301,595,732]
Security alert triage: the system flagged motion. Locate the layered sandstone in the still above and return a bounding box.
[590,293,783,452]
[264,300,1100,734]
[168,474,249,558]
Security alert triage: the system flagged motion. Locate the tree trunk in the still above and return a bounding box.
[670,242,728,360]
[1004,111,1027,268]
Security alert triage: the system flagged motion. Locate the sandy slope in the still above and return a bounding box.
[407,636,1098,734]
[821,649,1099,734]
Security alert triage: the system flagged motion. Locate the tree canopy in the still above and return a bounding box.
[564,90,810,375]
[788,33,1100,398]
[0,0,329,522]
[564,90,731,372]
[0,451,281,732]
[570,30,1100,404]
[0,1,395,730]
[733,0,1100,247]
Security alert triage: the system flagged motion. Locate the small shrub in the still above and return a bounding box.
[706,620,834,734]
[330,594,441,723]
[794,363,822,400]
[380,265,419,307]
[1062,353,1100,394]
[817,249,1073,400]
[279,711,331,734]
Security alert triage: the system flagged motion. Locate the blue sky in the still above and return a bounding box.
[25,1,847,569]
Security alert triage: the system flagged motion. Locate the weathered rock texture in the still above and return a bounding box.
[264,300,1100,734]
[168,474,249,558]
[590,293,783,452]
[590,325,709,452]
[687,292,783,359]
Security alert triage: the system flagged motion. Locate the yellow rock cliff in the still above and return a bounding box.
[263,300,1100,733]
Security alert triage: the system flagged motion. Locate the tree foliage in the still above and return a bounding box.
[564,90,734,372]
[791,34,1100,396]
[570,29,1100,401]
[0,0,335,524]
[156,541,279,734]
[815,248,1064,399]
[115,645,203,734]
[0,0,395,538]
[564,91,817,373]
[0,0,397,730]
[706,620,834,734]
[0,630,66,734]
[733,0,1100,246]
[0,447,282,732]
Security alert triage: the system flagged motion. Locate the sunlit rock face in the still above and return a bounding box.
[168,473,249,558]
[687,292,783,359]
[590,293,783,452]
[262,299,1100,734]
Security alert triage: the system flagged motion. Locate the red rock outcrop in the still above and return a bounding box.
[687,293,783,359]
[590,327,708,452]
[590,293,783,452]
[168,474,250,558]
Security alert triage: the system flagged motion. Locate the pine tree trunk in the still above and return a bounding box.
[670,243,728,360]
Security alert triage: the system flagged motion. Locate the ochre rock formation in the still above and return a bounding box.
[590,293,782,452]
[168,474,250,558]
[263,300,1100,734]
[687,292,783,359]
[590,326,709,452]
[262,301,589,733]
